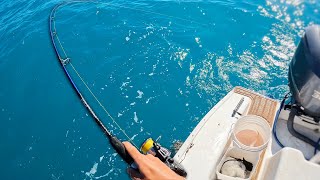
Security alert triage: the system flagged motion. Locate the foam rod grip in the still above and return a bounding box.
[110,136,134,165]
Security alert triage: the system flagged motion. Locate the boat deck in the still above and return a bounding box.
[234,87,278,180]
[174,87,279,180]
[234,87,278,126]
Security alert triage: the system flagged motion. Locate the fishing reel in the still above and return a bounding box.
[140,138,187,177]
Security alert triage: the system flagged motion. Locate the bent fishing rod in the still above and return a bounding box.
[49,2,135,166]
[49,1,187,177]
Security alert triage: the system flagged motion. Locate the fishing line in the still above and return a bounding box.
[49,2,191,176]
[50,0,212,146]
[54,21,134,144]
[50,0,296,148]
[50,1,138,148]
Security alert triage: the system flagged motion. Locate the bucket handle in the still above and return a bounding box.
[232,139,266,152]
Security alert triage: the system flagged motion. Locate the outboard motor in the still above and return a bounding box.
[284,25,320,151]
[288,25,320,120]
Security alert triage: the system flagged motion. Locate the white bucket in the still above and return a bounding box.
[216,147,260,180]
[232,115,271,152]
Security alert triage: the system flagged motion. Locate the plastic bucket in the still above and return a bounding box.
[216,147,260,180]
[232,115,271,152]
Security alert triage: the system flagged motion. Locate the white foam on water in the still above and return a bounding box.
[136,90,144,98]
[258,5,271,17]
[174,49,189,61]
[269,49,289,61]
[131,134,138,141]
[99,155,104,162]
[195,37,202,47]
[125,37,130,41]
[227,44,233,56]
[146,97,153,104]
[133,112,138,123]
[95,168,114,179]
[65,130,69,138]
[130,102,136,106]
[249,68,267,83]
[117,113,123,117]
[195,37,200,43]
[285,15,291,22]
[185,76,191,86]
[189,63,195,73]
[120,81,130,90]
[85,162,99,177]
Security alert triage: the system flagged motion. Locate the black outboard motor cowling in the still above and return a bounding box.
[288,25,320,118]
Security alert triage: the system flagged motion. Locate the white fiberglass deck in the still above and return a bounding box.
[174,87,320,180]
[174,87,253,179]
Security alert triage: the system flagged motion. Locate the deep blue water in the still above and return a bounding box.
[1,0,319,179]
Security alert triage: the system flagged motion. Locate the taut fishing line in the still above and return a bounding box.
[50,0,212,144]
[51,0,300,175]
[49,0,215,176]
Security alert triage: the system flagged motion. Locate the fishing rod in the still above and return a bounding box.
[49,1,134,165]
[49,1,187,177]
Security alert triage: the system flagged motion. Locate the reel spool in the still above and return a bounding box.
[140,138,187,177]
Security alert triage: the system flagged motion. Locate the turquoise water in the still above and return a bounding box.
[1,0,319,179]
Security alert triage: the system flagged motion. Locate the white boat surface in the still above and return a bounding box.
[174,86,320,180]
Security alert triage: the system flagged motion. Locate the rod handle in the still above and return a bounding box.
[109,136,134,165]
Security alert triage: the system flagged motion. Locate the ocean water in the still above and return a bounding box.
[1,0,319,179]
